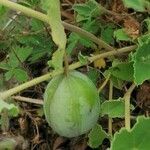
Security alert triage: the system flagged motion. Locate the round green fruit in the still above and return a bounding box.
[43,71,100,137]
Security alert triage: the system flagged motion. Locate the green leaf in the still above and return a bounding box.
[122,0,148,12]
[114,28,132,41]
[0,99,19,117]
[48,49,64,69]
[73,0,104,21]
[87,68,99,84]
[14,68,28,82]
[88,124,109,148]
[101,26,114,44]
[13,46,33,62]
[138,33,150,46]
[5,69,14,81]
[8,46,33,68]
[101,99,125,118]
[67,20,98,54]
[144,18,150,33]
[0,5,9,28]
[132,42,150,85]
[110,75,124,90]
[78,52,89,65]
[111,116,150,150]
[0,63,11,71]
[109,62,134,81]
[30,19,43,31]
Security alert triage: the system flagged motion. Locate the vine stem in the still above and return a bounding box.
[98,74,110,93]
[0,46,135,100]
[64,51,69,76]
[123,83,136,131]
[0,0,115,51]
[108,81,113,136]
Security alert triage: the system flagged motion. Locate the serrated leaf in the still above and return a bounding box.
[0,62,11,70]
[48,49,64,69]
[5,69,14,81]
[122,0,147,12]
[138,33,150,46]
[144,18,150,33]
[111,116,150,150]
[14,68,28,82]
[73,0,104,21]
[132,42,150,85]
[88,124,109,148]
[101,25,115,44]
[109,62,134,81]
[114,28,132,41]
[30,19,43,31]
[0,99,19,117]
[8,46,33,68]
[13,46,33,62]
[101,99,125,118]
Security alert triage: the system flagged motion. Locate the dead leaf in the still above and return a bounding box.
[123,16,140,39]
[53,137,66,150]
[136,82,150,111]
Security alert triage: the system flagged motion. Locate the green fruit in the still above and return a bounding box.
[44,71,100,137]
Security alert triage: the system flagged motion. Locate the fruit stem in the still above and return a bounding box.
[64,51,69,76]
[0,46,135,100]
[123,83,136,131]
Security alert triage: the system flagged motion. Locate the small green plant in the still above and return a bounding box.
[0,0,150,149]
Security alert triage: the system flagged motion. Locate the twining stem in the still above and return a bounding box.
[108,81,113,136]
[12,96,43,105]
[0,0,115,51]
[0,45,135,100]
[98,74,110,93]
[123,83,136,131]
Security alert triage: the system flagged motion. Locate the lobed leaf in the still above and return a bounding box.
[132,41,150,85]
[111,116,150,150]
[88,124,109,148]
[100,98,125,118]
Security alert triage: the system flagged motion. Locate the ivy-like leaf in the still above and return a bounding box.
[109,62,134,81]
[88,124,109,148]
[114,28,132,42]
[111,116,150,150]
[132,42,150,85]
[100,99,125,118]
